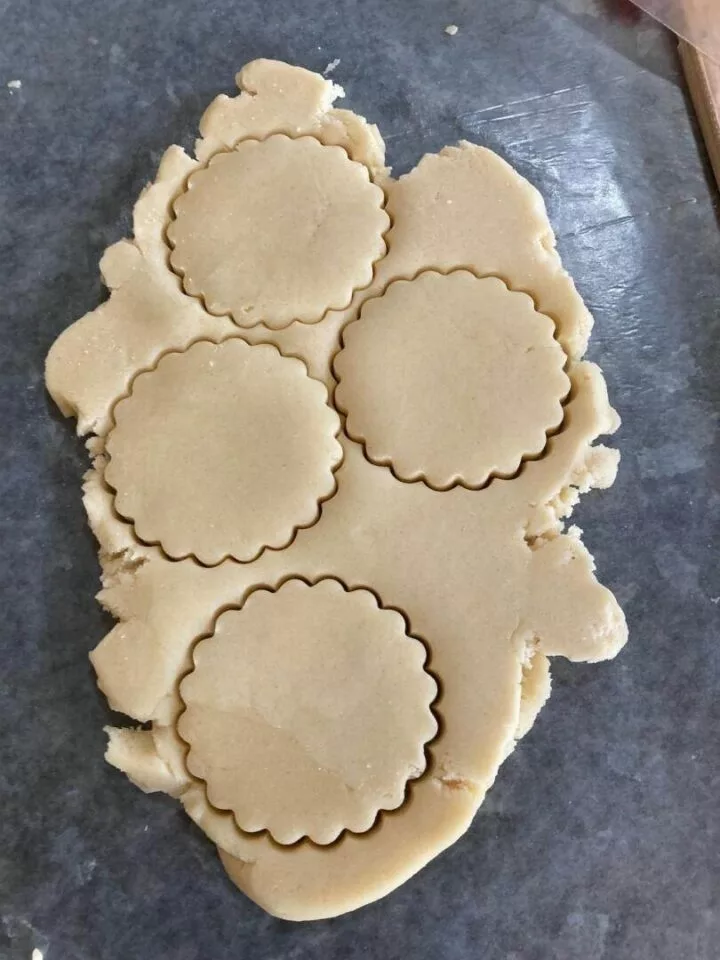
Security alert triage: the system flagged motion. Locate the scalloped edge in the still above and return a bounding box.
[104,337,344,567]
[166,134,392,331]
[174,575,442,847]
[333,269,571,491]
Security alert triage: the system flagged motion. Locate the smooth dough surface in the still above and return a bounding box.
[178,578,437,845]
[104,339,342,564]
[168,135,389,328]
[45,59,627,921]
[334,271,570,488]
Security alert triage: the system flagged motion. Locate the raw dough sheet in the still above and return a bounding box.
[46,59,627,921]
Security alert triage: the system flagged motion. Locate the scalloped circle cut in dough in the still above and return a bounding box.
[105,339,342,564]
[167,135,389,329]
[334,271,570,488]
[178,578,438,845]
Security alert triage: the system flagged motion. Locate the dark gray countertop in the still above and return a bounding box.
[2,0,719,957]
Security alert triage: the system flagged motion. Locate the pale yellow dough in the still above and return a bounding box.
[105,339,341,564]
[178,578,437,845]
[334,271,570,488]
[45,59,627,921]
[167,135,388,328]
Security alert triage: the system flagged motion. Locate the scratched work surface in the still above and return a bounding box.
[1,0,719,957]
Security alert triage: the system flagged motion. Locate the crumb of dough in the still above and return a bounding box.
[445,24,459,36]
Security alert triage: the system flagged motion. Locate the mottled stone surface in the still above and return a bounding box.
[1,0,718,957]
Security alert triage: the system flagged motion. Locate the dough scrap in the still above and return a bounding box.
[334,271,570,488]
[168,135,389,328]
[104,339,342,565]
[178,578,437,845]
[45,59,627,921]
[195,59,388,178]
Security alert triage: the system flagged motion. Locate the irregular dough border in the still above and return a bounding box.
[45,60,627,921]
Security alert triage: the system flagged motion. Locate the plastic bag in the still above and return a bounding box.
[629,0,719,61]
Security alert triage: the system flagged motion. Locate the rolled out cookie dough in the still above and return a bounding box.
[178,578,438,845]
[104,339,342,564]
[45,59,627,921]
[167,135,389,328]
[334,271,570,488]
